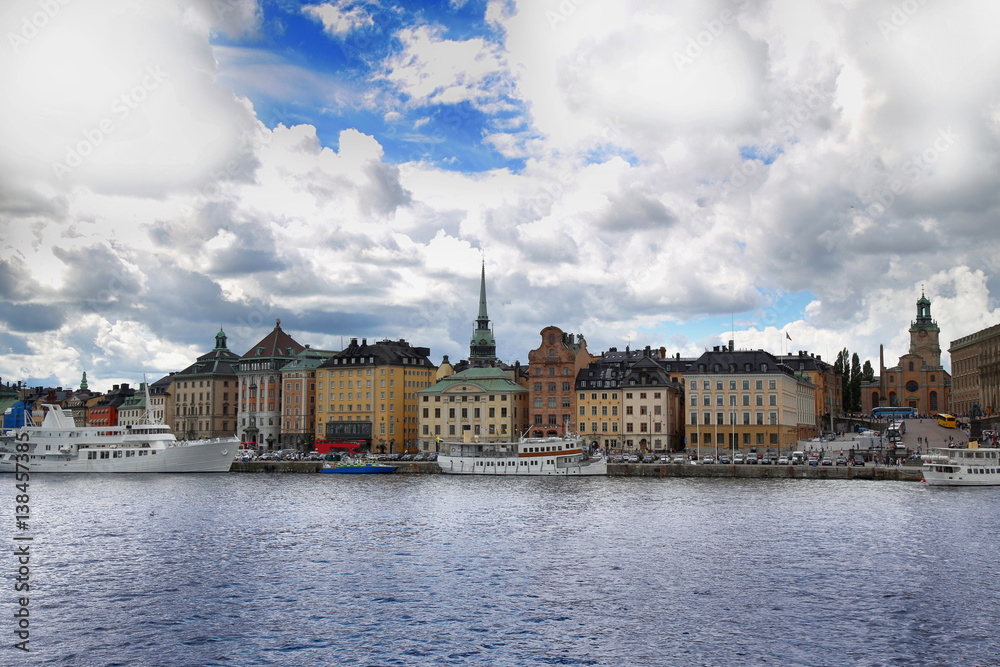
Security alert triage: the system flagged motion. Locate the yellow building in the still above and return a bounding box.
[280,346,337,451]
[417,367,529,451]
[315,338,435,454]
[684,345,816,456]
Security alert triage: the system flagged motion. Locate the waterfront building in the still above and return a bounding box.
[575,349,635,450]
[949,322,1000,418]
[861,292,951,416]
[316,338,435,454]
[417,366,529,452]
[620,352,684,453]
[777,351,842,433]
[280,346,338,451]
[88,383,136,427]
[148,374,174,427]
[528,326,594,436]
[174,329,241,440]
[117,384,147,426]
[237,320,305,449]
[683,344,817,453]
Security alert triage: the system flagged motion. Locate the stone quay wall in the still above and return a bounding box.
[230,460,924,480]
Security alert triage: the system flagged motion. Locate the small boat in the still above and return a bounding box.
[320,458,396,474]
[923,444,1000,486]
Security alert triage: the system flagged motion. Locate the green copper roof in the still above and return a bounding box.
[418,366,526,395]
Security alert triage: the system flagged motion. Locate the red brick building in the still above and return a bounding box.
[527,326,594,436]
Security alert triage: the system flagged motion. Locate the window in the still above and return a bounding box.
[756,412,764,425]
[769,394,777,406]
[729,380,737,390]
[691,394,698,406]
[755,380,763,390]
[743,394,750,406]
[702,380,710,390]
[743,380,749,390]
[703,395,710,406]
[769,379,776,390]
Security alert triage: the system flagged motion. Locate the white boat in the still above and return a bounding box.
[0,404,236,473]
[922,445,1000,486]
[436,435,607,476]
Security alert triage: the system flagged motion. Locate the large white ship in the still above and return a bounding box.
[436,435,607,475]
[923,445,1000,486]
[0,404,236,473]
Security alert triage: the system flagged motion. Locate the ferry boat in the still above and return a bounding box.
[0,404,237,473]
[923,444,1000,486]
[436,435,607,476]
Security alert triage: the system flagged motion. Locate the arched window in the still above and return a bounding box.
[929,391,938,412]
[908,362,914,371]
[872,391,880,406]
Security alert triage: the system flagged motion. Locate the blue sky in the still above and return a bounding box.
[3,0,1000,390]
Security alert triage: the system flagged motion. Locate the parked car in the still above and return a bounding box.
[703,455,714,464]
[745,453,759,464]
[627,454,640,463]
[809,456,820,466]
[733,452,745,464]
[641,454,655,463]
[821,457,833,466]
[673,455,686,464]
[835,456,848,466]
[853,455,865,466]
[400,454,413,461]
[427,453,438,461]
[718,455,731,464]
[760,456,772,465]
[413,453,426,461]
[777,456,789,465]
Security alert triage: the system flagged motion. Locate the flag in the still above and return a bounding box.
[786,332,792,341]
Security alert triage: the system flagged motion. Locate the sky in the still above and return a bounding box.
[2,0,1000,392]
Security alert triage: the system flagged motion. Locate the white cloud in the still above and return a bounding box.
[303,2,374,38]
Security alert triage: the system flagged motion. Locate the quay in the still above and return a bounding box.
[229,460,924,480]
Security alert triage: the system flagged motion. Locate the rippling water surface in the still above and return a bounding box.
[11,474,1000,665]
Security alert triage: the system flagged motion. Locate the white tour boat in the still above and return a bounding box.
[0,404,237,473]
[436,435,607,476]
[923,445,1000,486]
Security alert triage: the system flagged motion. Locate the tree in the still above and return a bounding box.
[849,353,863,413]
[862,360,875,382]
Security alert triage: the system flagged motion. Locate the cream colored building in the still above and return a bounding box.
[684,345,816,454]
[417,367,529,451]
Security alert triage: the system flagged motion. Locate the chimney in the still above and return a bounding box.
[660,347,666,359]
[728,340,734,352]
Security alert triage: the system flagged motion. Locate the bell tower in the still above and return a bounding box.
[469,260,497,365]
[908,290,940,367]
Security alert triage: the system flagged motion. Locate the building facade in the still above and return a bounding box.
[778,350,842,432]
[88,383,136,427]
[620,354,684,453]
[117,385,147,426]
[417,366,529,451]
[683,346,817,454]
[280,346,337,451]
[174,329,241,440]
[237,320,305,449]
[862,292,951,416]
[949,322,1000,418]
[527,326,594,436]
[316,338,435,454]
[149,374,173,427]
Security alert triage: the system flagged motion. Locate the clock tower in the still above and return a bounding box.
[468,261,497,366]
[908,291,941,367]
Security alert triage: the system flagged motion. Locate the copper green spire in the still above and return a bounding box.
[80,371,88,391]
[469,260,497,364]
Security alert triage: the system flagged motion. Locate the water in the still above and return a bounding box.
[7,474,1000,665]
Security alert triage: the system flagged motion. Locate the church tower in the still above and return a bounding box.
[908,290,941,367]
[469,261,497,365]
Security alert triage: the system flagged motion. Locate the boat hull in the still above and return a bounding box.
[321,464,396,474]
[436,454,607,476]
[0,437,237,473]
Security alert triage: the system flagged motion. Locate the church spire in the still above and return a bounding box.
[477,260,489,326]
[469,260,497,365]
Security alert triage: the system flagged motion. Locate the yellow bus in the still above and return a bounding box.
[937,413,957,428]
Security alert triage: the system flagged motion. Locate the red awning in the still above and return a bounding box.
[315,440,361,453]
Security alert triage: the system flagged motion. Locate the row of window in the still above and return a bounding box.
[176,380,230,389]
[690,379,777,391]
[534,397,572,408]
[422,423,510,435]
[689,411,778,425]
[691,393,778,407]
[86,449,157,459]
[689,432,779,445]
